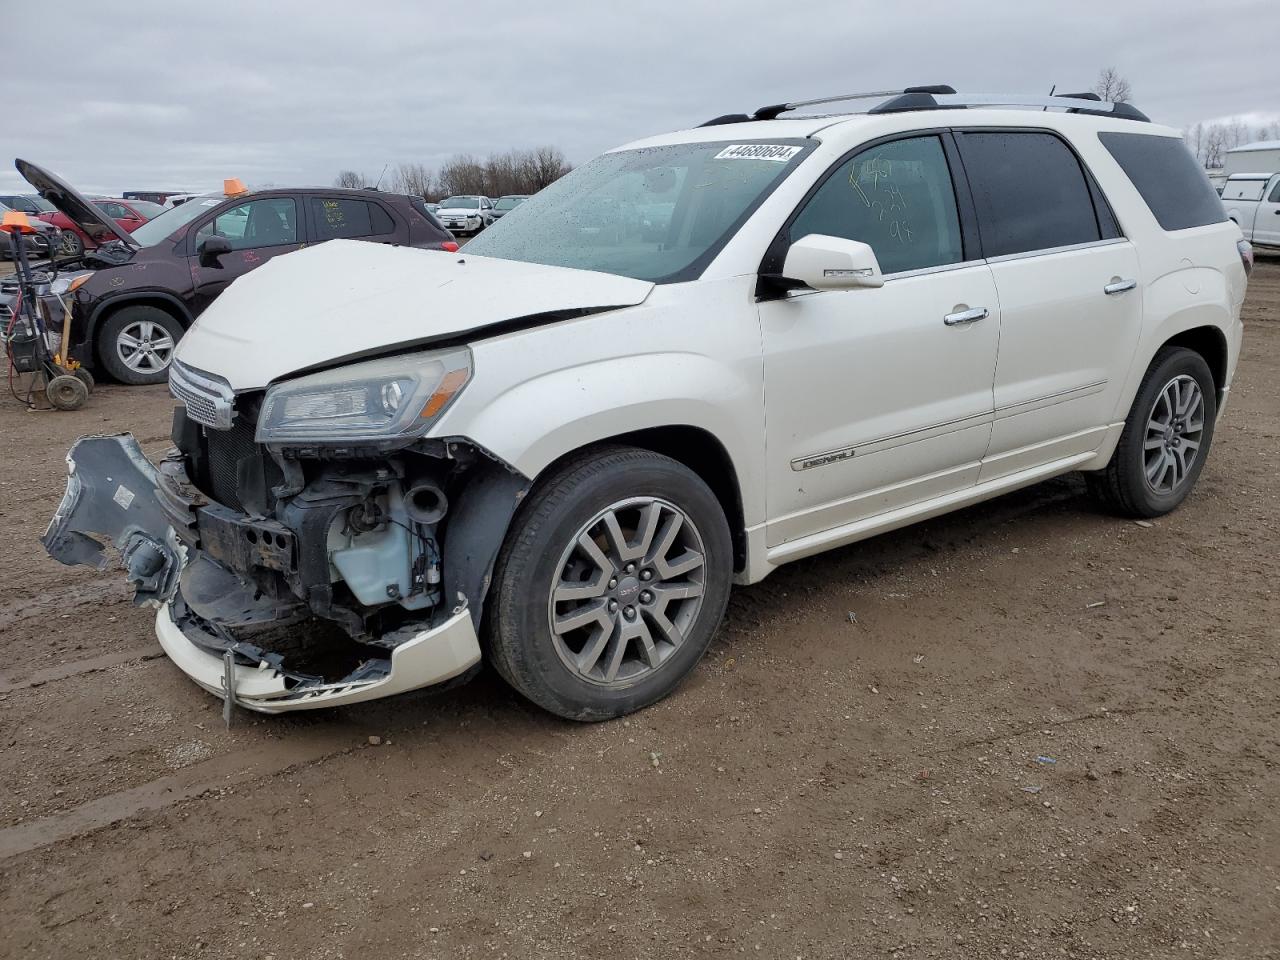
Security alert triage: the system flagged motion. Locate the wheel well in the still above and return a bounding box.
[1163,326,1228,403]
[582,426,747,573]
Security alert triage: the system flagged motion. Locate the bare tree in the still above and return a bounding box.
[524,146,572,191]
[334,170,368,188]
[432,146,572,198]
[1092,67,1133,104]
[389,162,434,198]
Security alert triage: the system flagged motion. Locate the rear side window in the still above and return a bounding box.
[1271,180,1280,203]
[311,198,395,240]
[790,135,964,275]
[957,131,1101,257]
[1099,133,1227,231]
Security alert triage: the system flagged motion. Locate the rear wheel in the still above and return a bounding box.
[1088,346,1217,517]
[97,305,183,385]
[487,446,733,721]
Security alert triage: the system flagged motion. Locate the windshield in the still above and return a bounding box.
[464,140,812,283]
[127,200,165,218]
[495,196,525,210]
[439,196,480,209]
[128,194,223,246]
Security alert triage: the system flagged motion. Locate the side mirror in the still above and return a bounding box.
[780,234,884,291]
[198,235,232,268]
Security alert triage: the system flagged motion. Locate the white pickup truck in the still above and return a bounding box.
[1222,173,1280,249]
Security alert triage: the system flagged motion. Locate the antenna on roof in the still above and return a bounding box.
[373,162,390,191]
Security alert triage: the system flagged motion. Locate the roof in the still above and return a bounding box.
[617,107,1178,153]
[1227,140,1280,153]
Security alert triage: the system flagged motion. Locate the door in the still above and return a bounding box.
[759,134,1001,548]
[188,196,304,315]
[1256,176,1280,246]
[305,196,400,246]
[95,200,140,233]
[955,130,1144,480]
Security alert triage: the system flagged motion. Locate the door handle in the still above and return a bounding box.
[943,306,988,326]
[1104,279,1138,295]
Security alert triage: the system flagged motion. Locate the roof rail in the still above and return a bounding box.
[698,87,1149,126]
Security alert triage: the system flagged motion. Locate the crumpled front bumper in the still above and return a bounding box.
[42,433,483,714]
[156,603,481,713]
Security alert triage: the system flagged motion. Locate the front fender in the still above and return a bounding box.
[439,350,765,524]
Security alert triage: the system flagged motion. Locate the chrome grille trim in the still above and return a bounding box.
[169,360,236,430]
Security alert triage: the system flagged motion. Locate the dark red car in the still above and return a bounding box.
[18,160,458,384]
[38,197,164,257]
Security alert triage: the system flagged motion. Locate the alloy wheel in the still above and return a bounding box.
[116,319,175,374]
[1143,374,1205,495]
[548,497,706,686]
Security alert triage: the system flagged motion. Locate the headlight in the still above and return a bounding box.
[256,347,472,445]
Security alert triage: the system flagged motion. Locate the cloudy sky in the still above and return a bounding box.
[5,0,1277,196]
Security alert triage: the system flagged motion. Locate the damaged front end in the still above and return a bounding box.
[42,351,528,713]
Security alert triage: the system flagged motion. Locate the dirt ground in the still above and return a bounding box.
[0,261,1277,960]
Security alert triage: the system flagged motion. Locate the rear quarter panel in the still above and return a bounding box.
[1074,130,1245,426]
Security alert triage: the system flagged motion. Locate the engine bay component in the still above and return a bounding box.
[40,426,530,714]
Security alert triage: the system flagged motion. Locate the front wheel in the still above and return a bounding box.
[60,231,85,258]
[1088,346,1217,517]
[487,446,733,721]
[97,305,183,385]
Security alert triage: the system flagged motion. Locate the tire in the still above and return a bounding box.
[73,367,95,392]
[45,374,89,411]
[487,446,733,721]
[60,231,84,258]
[97,305,183,385]
[1088,346,1217,517]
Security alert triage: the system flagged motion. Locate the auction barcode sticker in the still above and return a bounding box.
[713,144,803,163]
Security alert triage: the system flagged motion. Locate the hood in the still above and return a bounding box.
[15,159,138,248]
[174,239,654,390]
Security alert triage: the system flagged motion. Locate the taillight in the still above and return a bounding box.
[441,240,459,253]
[1238,239,1254,278]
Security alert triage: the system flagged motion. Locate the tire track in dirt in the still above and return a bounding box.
[0,729,358,860]
[0,646,163,693]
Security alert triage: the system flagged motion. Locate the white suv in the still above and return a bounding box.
[44,88,1249,721]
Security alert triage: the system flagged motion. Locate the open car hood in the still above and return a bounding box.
[15,158,138,248]
[173,239,655,390]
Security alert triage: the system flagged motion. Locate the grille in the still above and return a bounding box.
[169,360,235,430]
[170,373,221,428]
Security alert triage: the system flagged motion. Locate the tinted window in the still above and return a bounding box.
[790,135,963,275]
[310,197,389,240]
[1099,133,1227,231]
[194,197,297,250]
[1270,180,1280,203]
[959,131,1101,257]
